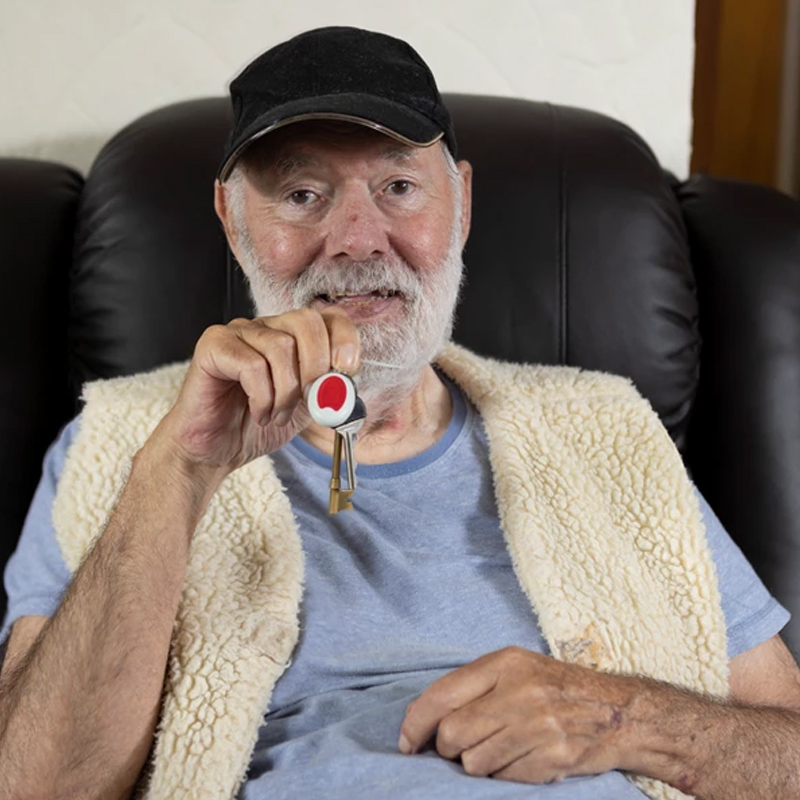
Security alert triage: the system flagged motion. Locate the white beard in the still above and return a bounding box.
[235,215,465,407]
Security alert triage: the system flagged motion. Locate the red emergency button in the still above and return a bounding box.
[307,372,357,428]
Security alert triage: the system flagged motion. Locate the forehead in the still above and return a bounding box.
[238,120,445,177]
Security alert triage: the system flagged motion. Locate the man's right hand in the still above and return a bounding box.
[0,307,360,799]
[154,307,360,477]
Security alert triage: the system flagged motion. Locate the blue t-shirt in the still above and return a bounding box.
[2,379,790,800]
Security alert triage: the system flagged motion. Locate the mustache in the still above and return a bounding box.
[290,257,422,308]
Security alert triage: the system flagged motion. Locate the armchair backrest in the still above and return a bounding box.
[3,94,800,653]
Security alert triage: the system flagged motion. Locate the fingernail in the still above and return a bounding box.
[398,734,412,755]
[334,343,358,373]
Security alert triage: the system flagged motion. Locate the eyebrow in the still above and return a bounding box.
[269,144,420,179]
[379,145,419,163]
[272,154,317,177]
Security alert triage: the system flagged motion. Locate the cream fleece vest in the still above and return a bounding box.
[52,344,728,800]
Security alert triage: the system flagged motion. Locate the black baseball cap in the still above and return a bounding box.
[218,26,457,182]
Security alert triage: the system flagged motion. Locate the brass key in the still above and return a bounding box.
[328,405,365,514]
[329,430,352,513]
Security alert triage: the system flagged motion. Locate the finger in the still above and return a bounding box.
[434,697,506,760]
[198,333,275,424]
[487,735,577,784]
[321,306,361,374]
[226,316,256,330]
[460,725,545,780]
[234,325,301,425]
[256,309,333,391]
[400,653,502,754]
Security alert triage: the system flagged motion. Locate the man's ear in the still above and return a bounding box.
[213,179,239,252]
[457,160,473,249]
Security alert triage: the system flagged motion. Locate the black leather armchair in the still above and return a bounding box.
[2,95,799,654]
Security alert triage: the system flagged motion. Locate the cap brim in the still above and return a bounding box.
[218,93,444,181]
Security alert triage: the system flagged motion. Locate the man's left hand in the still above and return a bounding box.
[398,646,637,783]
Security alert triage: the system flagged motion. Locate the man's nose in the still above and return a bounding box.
[323,188,390,261]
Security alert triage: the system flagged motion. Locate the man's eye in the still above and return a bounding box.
[288,190,318,206]
[386,180,413,196]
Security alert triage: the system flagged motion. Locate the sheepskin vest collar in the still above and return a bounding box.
[52,343,728,800]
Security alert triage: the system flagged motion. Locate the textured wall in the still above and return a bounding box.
[1,0,695,176]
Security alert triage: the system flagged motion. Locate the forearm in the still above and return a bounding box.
[621,678,800,799]
[0,434,222,800]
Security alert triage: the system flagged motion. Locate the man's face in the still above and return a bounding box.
[215,122,472,400]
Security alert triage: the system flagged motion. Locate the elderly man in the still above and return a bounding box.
[1,25,799,800]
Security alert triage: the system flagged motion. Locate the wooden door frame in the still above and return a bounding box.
[692,0,794,193]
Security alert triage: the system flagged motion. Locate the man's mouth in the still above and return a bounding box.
[316,289,400,304]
